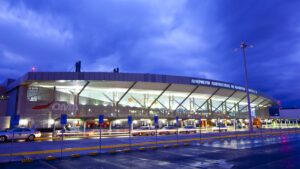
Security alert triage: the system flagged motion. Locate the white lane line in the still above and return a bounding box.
[39,160,58,169]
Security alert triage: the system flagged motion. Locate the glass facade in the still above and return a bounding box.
[13,80,273,129]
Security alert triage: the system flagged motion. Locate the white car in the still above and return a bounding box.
[0,128,41,142]
[132,126,156,136]
[212,125,228,132]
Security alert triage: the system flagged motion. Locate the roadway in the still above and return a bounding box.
[0,128,298,163]
[1,132,300,169]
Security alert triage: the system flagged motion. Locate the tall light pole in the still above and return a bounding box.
[240,40,253,132]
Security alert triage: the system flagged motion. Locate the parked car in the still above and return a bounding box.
[180,126,197,134]
[0,128,41,142]
[158,126,177,135]
[132,126,155,136]
[212,125,228,132]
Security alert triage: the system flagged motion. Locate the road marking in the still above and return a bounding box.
[39,160,58,169]
[0,130,298,157]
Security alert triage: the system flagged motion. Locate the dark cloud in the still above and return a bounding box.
[0,0,299,107]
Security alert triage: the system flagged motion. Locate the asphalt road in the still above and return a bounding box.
[1,134,300,169]
[0,129,298,163]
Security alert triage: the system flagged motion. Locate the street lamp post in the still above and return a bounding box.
[240,40,253,132]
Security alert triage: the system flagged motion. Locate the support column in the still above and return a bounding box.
[210,99,212,113]
[83,120,86,136]
[109,120,112,135]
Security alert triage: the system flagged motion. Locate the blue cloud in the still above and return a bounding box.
[0,0,300,107]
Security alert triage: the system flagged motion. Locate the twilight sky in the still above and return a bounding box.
[0,0,299,107]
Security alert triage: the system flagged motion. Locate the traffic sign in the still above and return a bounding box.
[61,114,67,124]
[128,116,132,124]
[154,116,158,124]
[10,114,20,126]
[99,115,104,124]
[199,117,201,126]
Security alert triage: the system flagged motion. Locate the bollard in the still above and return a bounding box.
[123,149,131,153]
[164,145,170,148]
[138,147,146,151]
[46,156,56,160]
[71,154,80,158]
[22,158,33,163]
[151,146,157,150]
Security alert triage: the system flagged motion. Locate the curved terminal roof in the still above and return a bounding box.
[7,72,278,108]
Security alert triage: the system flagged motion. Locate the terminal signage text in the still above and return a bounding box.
[52,103,78,112]
[191,79,258,94]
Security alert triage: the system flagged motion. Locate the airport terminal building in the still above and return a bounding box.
[0,72,279,130]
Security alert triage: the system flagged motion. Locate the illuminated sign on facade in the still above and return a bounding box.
[191,79,258,94]
[51,103,78,112]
